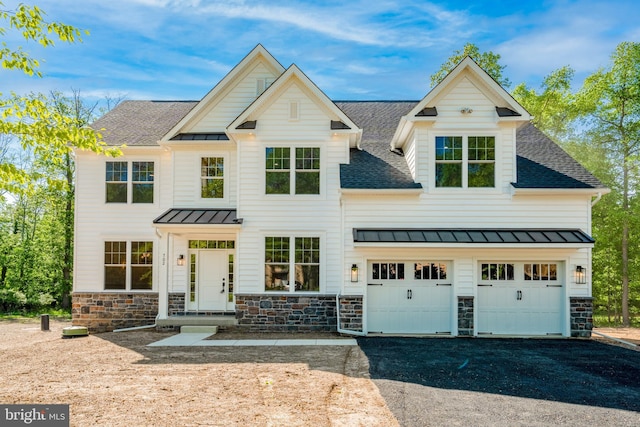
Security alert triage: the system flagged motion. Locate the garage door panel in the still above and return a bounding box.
[477,261,564,336]
[367,261,452,334]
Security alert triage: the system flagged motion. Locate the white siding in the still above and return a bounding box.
[172,145,237,208]
[432,75,500,130]
[235,80,349,295]
[74,148,171,292]
[189,62,279,132]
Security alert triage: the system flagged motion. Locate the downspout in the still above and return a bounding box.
[591,192,603,207]
[335,294,366,336]
[113,315,158,332]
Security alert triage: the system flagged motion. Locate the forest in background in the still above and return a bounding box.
[0,3,638,325]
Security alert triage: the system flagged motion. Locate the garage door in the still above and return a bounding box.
[477,262,564,335]
[367,261,452,334]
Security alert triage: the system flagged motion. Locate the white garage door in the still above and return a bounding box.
[477,262,564,336]
[367,261,452,334]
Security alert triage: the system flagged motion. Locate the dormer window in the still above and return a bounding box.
[435,135,495,188]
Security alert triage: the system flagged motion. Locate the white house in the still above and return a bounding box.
[73,45,607,337]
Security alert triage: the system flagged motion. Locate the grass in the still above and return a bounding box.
[0,308,71,321]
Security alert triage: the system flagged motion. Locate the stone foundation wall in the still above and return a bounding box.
[338,296,363,332]
[570,296,593,338]
[72,292,158,332]
[458,296,474,336]
[168,292,185,316]
[234,294,337,332]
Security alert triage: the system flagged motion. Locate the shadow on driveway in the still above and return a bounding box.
[357,338,640,413]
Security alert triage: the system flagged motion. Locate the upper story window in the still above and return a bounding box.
[106,161,154,203]
[201,157,224,199]
[435,136,495,188]
[265,147,320,195]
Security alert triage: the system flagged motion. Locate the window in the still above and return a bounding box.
[265,236,320,292]
[104,241,126,289]
[106,161,154,203]
[372,262,405,280]
[201,157,224,198]
[435,136,495,188]
[104,241,153,290]
[524,263,558,281]
[481,263,514,281]
[131,241,153,290]
[132,162,154,203]
[415,262,447,280]
[105,162,127,203]
[295,148,320,194]
[266,147,320,195]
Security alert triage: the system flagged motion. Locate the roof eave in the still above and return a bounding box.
[353,242,594,249]
[340,187,423,196]
[511,186,611,196]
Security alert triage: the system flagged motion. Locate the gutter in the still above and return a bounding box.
[591,192,603,207]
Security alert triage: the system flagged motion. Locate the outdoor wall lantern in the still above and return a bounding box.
[177,254,185,266]
[575,265,586,284]
[351,264,359,282]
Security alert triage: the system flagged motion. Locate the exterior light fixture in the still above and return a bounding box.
[460,107,473,114]
[177,254,185,266]
[350,264,359,282]
[575,265,586,284]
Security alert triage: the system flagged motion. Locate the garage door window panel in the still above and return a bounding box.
[415,262,447,280]
[372,262,404,280]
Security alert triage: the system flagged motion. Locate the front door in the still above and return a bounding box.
[197,251,228,311]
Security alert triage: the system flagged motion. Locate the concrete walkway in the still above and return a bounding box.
[147,332,358,347]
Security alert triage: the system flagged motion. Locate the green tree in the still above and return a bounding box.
[577,41,640,326]
[0,1,118,194]
[512,66,577,141]
[430,42,510,88]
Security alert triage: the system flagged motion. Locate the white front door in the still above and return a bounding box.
[367,261,452,334]
[477,262,564,335]
[197,251,228,311]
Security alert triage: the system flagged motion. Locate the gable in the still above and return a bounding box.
[162,44,285,141]
[392,56,530,148]
[187,61,281,133]
[228,65,361,145]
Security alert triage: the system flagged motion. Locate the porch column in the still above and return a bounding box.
[156,230,170,320]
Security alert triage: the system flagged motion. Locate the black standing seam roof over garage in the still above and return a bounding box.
[353,229,594,244]
[153,209,242,225]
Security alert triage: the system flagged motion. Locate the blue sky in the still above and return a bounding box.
[2,0,639,103]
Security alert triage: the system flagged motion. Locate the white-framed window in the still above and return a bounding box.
[256,78,274,95]
[264,236,320,292]
[106,161,154,203]
[414,262,448,280]
[372,262,405,280]
[200,157,224,199]
[481,263,514,281]
[435,135,495,188]
[478,262,561,284]
[265,147,320,195]
[104,241,153,290]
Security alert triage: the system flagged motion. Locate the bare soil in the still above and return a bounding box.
[592,326,640,350]
[0,319,397,426]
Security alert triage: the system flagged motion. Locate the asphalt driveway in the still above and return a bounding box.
[357,337,640,426]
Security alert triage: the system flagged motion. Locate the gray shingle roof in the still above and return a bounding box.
[514,123,605,189]
[92,100,197,146]
[92,100,604,190]
[336,101,422,190]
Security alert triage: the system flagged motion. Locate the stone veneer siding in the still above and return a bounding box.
[458,296,474,336]
[168,292,185,316]
[72,292,158,332]
[570,296,593,338]
[234,294,337,332]
[338,296,363,333]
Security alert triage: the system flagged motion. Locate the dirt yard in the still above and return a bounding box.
[0,319,397,426]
